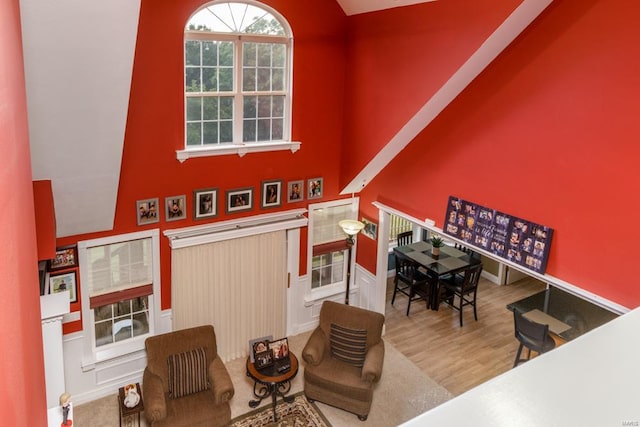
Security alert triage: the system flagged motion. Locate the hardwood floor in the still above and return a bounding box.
[384,274,546,396]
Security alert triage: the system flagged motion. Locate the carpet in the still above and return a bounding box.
[229,392,330,427]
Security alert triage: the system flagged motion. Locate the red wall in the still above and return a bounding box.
[57,0,350,333]
[0,0,48,423]
[353,0,640,308]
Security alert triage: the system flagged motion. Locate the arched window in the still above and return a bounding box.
[179,1,298,161]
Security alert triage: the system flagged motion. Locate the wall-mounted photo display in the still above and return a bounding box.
[50,245,78,271]
[136,198,159,226]
[49,270,78,303]
[307,177,323,199]
[361,217,378,240]
[193,188,218,220]
[226,187,253,213]
[165,195,187,222]
[261,180,282,209]
[287,180,304,203]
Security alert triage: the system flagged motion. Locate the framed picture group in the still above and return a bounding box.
[42,245,79,303]
[135,176,323,226]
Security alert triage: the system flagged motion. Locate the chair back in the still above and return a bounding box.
[513,311,553,349]
[397,231,413,247]
[395,252,424,284]
[460,263,483,294]
[318,301,385,351]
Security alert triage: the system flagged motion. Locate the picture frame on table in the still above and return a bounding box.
[193,188,218,220]
[261,180,282,209]
[50,245,78,271]
[166,195,187,222]
[286,180,304,203]
[136,198,159,226]
[307,177,323,199]
[49,270,78,303]
[249,335,273,363]
[269,337,290,360]
[361,217,378,240]
[226,187,253,213]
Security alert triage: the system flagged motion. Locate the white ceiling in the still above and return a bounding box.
[336,0,437,16]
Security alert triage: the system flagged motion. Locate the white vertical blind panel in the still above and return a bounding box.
[171,230,286,361]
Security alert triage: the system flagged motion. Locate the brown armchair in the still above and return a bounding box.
[302,301,385,421]
[143,325,234,427]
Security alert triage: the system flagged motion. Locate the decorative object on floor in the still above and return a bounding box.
[229,392,330,427]
[60,392,72,427]
[302,300,385,421]
[338,219,365,305]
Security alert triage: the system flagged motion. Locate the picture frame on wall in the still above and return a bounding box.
[361,217,378,240]
[50,245,78,271]
[307,177,323,199]
[166,195,187,222]
[226,187,253,213]
[286,180,304,203]
[193,188,218,220]
[49,270,78,303]
[136,198,159,226]
[261,180,282,209]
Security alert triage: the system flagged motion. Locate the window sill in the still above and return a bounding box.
[303,284,347,307]
[176,141,301,162]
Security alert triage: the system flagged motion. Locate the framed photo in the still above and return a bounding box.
[50,245,78,271]
[49,270,78,303]
[249,335,273,363]
[136,198,159,226]
[226,187,253,213]
[269,337,290,360]
[193,188,218,220]
[307,177,323,199]
[165,195,186,222]
[362,217,378,240]
[287,180,304,203]
[261,180,282,209]
[254,341,274,369]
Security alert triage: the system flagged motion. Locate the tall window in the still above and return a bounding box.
[183,1,292,156]
[79,229,161,366]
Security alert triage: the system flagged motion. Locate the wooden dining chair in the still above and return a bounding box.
[439,263,483,326]
[397,231,413,247]
[512,310,556,367]
[392,252,433,315]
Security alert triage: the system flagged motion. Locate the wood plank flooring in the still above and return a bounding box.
[384,274,546,396]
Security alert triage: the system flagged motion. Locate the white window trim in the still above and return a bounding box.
[78,229,161,370]
[176,140,300,162]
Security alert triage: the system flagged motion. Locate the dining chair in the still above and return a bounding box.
[397,231,413,247]
[512,310,556,367]
[392,252,433,315]
[439,263,483,326]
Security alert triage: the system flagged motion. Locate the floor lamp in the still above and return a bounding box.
[338,219,365,305]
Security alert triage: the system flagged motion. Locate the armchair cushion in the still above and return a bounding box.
[167,347,210,398]
[330,323,367,367]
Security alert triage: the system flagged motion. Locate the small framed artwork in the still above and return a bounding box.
[269,337,290,360]
[165,195,186,222]
[249,335,273,363]
[307,177,323,199]
[226,187,253,213]
[287,180,304,203]
[362,217,378,240]
[49,270,78,303]
[193,188,218,220]
[261,180,282,209]
[50,245,78,271]
[136,198,159,226]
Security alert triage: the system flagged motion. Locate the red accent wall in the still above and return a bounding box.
[33,180,57,260]
[0,0,48,423]
[353,0,640,308]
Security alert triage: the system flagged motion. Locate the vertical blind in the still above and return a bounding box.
[171,230,287,361]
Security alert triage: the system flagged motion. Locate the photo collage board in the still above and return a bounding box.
[443,196,554,274]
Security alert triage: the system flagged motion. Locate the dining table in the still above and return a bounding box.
[394,241,482,310]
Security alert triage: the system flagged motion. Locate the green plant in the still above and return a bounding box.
[429,234,445,248]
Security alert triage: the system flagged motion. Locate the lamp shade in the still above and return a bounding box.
[338,219,365,236]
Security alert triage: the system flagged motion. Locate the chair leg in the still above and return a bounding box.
[459,296,463,327]
[513,343,524,368]
[406,287,413,316]
[391,278,398,305]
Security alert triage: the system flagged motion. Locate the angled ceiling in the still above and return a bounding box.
[335,0,437,16]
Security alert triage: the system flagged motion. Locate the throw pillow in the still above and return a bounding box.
[167,347,209,398]
[330,323,367,367]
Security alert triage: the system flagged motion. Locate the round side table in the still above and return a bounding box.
[246,352,299,422]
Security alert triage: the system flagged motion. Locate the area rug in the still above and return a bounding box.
[229,392,330,427]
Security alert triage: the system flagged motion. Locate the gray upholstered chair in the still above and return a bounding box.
[302,301,385,421]
[143,325,234,427]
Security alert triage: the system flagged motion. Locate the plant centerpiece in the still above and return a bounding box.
[429,234,445,256]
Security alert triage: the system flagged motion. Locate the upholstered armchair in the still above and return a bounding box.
[302,301,385,421]
[143,325,234,427]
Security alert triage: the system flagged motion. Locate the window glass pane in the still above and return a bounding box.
[257,44,271,67]
[243,119,256,142]
[257,119,270,141]
[243,42,256,67]
[203,122,218,144]
[187,123,202,146]
[243,68,256,92]
[272,44,285,67]
[202,41,217,66]
[185,68,201,92]
[186,98,202,121]
[273,96,284,117]
[185,40,201,66]
[94,296,150,348]
[202,97,217,120]
[272,119,283,140]
[219,68,233,92]
[202,68,217,92]
[257,69,271,91]
[244,96,257,118]
[219,41,234,66]
[220,96,233,119]
[220,121,233,143]
[257,96,271,118]
[272,69,284,91]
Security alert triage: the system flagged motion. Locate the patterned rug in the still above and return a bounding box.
[229,392,330,427]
